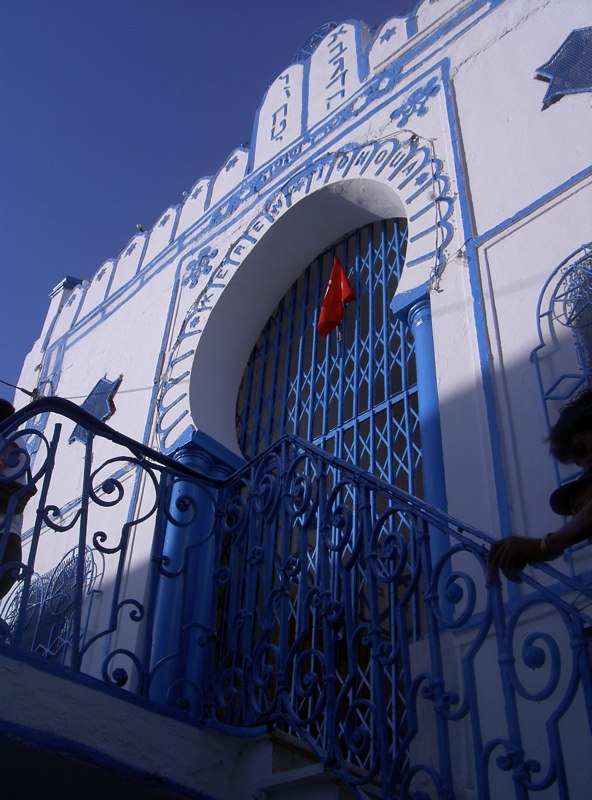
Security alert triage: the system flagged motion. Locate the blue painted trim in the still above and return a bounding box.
[440,60,513,542]
[247,98,264,175]
[0,718,216,800]
[44,1,496,337]
[406,15,418,38]
[390,280,430,320]
[407,299,448,513]
[159,423,195,455]
[69,283,87,329]
[134,231,150,274]
[351,18,370,83]
[401,1,492,81]
[168,203,182,244]
[474,164,592,247]
[150,430,241,705]
[0,643,201,725]
[141,276,182,448]
[104,251,118,298]
[49,276,83,296]
[300,55,311,142]
[204,718,268,739]
[48,64,448,359]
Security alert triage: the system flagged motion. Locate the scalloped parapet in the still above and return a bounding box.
[66,1,473,320]
[416,0,473,35]
[251,64,304,170]
[108,232,148,296]
[368,18,411,72]
[210,148,249,206]
[76,260,114,320]
[142,206,179,265]
[176,177,212,238]
[307,21,372,128]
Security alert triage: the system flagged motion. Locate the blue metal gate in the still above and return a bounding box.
[236,218,422,495]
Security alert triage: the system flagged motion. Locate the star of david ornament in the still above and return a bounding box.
[535,27,592,106]
[69,376,122,444]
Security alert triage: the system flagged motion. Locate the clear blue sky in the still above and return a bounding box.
[1,0,416,403]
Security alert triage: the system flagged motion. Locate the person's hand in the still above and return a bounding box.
[487,536,541,584]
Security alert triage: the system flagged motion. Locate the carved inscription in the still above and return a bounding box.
[325,26,349,110]
[253,64,304,169]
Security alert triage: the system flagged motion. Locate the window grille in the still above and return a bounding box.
[236,219,422,496]
[293,22,338,63]
[532,243,592,447]
[532,243,592,577]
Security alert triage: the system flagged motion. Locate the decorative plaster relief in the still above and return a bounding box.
[181,246,220,290]
[156,75,455,453]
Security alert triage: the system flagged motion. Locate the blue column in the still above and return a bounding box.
[407,300,447,512]
[149,432,241,712]
[407,299,450,577]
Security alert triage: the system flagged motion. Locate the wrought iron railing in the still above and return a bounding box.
[1,398,591,799]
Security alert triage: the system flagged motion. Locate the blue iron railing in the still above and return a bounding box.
[1,398,591,799]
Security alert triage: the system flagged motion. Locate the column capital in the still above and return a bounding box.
[407,297,432,329]
[173,429,243,479]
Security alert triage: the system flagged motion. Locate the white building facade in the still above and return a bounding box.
[2,1,592,798]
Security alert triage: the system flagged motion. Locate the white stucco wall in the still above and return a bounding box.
[8,1,592,796]
[13,0,591,567]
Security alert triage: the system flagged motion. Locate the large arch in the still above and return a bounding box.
[157,132,455,455]
[188,179,406,454]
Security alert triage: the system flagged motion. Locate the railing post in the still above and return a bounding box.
[149,431,241,713]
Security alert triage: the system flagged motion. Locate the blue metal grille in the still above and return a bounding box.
[532,244,592,449]
[236,219,422,496]
[532,244,592,575]
[293,22,337,63]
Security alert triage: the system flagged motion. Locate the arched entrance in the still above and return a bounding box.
[161,136,453,459]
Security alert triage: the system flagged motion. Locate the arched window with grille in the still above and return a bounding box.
[236,218,423,497]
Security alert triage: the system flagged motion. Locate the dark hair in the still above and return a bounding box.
[0,399,15,424]
[549,388,592,462]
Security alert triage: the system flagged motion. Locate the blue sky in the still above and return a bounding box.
[1,0,416,403]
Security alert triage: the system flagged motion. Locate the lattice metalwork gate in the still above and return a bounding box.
[236,218,422,495]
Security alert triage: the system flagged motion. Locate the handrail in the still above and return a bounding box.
[0,397,219,484]
[2,397,590,605]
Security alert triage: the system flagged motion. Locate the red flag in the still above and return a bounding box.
[317,256,355,337]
